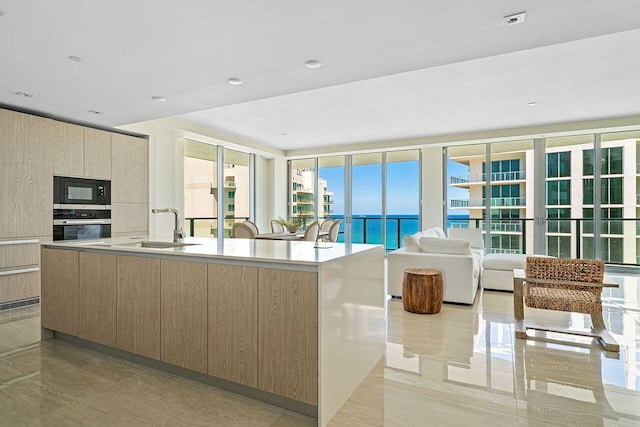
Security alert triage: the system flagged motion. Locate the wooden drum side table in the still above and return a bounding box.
[402,268,443,314]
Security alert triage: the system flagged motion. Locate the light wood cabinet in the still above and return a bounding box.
[258,268,318,405]
[0,271,39,304]
[40,248,78,335]
[208,264,258,387]
[0,241,40,269]
[84,128,111,179]
[116,255,161,360]
[160,259,208,373]
[52,120,84,177]
[0,240,41,304]
[0,110,52,239]
[111,133,148,204]
[78,252,117,347]
[111,203,148,234]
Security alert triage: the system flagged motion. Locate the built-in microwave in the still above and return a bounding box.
[54,176,111,209]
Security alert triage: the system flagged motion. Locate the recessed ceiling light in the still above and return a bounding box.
[305,60,322,69]
[228,77,243,85]
[14,92,34,98]
[68,56,82,62]
[504,12,526,25]
[281,133,288,136]
[527,101,538,107]
[151,96,166,102]
[88,110,103,115]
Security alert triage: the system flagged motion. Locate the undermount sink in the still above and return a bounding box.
[122,241,200,249]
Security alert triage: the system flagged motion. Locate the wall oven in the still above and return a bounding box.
[54,176,110,209]
[53,208,111,241]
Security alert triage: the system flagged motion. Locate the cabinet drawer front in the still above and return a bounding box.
[0,240,40,269]
[0,270,40,304]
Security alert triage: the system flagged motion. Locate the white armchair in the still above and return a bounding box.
[387,227,482,304]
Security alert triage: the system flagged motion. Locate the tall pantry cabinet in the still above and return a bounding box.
[0,107,148,307]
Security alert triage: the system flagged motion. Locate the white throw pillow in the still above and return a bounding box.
[448,228,484,249]
[403,234,421,252]
[432,226,447,239]
[403,229,437,252]
[419,237,471,255]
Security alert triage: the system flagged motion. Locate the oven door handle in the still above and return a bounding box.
[53,219,112,225]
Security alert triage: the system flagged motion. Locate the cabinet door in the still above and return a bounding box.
[160,259,207,373]
[78,252,117,347]
[52,120,84,177]
[111,134,148,203]
[84,128,111,179]
[208,264,258,387]
[41,248,78,335]
[116,255,160,359]
[0,110,52,238]
[258,268,318,405]
[111,203,148,235]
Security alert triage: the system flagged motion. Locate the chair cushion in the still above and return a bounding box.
[482,253,528,271]
[448,228,484,249]
[419,237,471,255]
[524,286,602,314]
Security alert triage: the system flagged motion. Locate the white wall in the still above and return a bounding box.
[120,120,286,238]
[421,147,443,229]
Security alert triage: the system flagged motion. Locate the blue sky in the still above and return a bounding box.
[319,160,420,215]
[318,159,469,216]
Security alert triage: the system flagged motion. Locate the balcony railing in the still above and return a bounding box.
[447,217,640,265]
[450,197,526,208]
[450,171,526,184]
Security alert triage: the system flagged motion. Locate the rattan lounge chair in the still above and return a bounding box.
[513,257,619,352]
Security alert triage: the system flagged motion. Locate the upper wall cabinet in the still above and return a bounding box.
[52,121,84,177]
[111,134,148,204]
[84,128,112,179]
[0,110,53,238]
[52,123,113,179]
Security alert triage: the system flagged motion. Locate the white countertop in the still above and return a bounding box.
[42,236,382,266]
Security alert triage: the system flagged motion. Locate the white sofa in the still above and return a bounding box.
[387,227,483,304]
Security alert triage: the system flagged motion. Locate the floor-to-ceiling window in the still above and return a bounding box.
[183,140,253,237]
[222,148,251,237]
[184,140,218,237]
[386,150,420,250]
[447,144,486,231]
[318,156,345,241]
[599,131,640,264]
[352,153,382,244]
[289,150,420,248]
[486,140,533,254]
[289,158,316,228]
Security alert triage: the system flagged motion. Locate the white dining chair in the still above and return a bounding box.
[270,220,285,233]
[233,222,255,238]
[320,219,334,231]
[328,220,341,242]
[303,221,320,241]
[243,220,259,235]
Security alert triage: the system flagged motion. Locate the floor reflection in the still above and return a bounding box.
[330,273,640,426]
[1,274,639,426]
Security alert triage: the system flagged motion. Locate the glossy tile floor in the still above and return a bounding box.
[1,274,638,426]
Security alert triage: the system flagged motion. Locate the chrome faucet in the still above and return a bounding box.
[152,208,185,242]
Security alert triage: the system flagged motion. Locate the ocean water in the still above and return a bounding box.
[329,214,470,249]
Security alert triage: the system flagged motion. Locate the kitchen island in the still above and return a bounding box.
[40,237,385,426]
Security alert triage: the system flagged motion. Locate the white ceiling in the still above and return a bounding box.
[2,1,640,152]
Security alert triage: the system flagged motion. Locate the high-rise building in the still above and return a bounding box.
[449,137,638,264]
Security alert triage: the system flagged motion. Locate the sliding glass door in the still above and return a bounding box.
[386,150,420,250]
[184,140,218,237]
[351,153,382,244]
